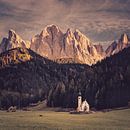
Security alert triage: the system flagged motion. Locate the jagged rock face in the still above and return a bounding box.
[31,25,104,65]
[0,26,129,65]
[0,48,32,67]
[106,33,130,57]
[120,33,129,44]
[0,30,30,53]
[94,44,105,56]
[0,48,54,68]
[31,25,64,59]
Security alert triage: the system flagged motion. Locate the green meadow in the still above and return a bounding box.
[0,109,130,130]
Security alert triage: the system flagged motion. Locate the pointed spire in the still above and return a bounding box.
[66,28,73,36]
[8,29,17,40]
[78,90,81,96]
[40,24,62,37]
[120,33,129,44]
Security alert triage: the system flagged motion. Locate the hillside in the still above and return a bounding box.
[93,47,130,109]
[0,47,130,110]
[0,47,93,109]
[48,46,130,109]
[0,48,57,109]
[53,58,84,64]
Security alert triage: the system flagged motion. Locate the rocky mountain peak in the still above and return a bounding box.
[31,25,104,65]
[8,29,17,40]
[66,28,73,36]
[40,24,62,37]
[105,33,130,57]
[94,44,105,56]
[74,29,91,47]
[0,30,30,53]
[0,25,105,65]
[31,25,64,59]
[120,33,129,44]
[64,28,76,45]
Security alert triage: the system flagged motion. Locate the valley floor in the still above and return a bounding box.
[0,109,130,130]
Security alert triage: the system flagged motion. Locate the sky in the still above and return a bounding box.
[0,0,130,43]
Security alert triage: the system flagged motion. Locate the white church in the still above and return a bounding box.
[77,91,90,112]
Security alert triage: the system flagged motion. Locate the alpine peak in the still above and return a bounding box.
[31,25,104,65]
[120,33,129,44]
[105,33,130,57]
[0,30,30,53]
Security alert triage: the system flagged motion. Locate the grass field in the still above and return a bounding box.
[0,109,130,130]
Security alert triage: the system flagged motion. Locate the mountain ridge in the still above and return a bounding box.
[0,30,30,54]
[0,25,129,65]
[31,24,104,65]
[105,33,130,57]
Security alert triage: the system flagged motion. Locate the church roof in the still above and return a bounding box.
[82,100,89,106]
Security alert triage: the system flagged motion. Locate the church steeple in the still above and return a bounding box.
[78,91,81,96]
[77,91,82,112]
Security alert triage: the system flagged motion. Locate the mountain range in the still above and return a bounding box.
[0,24,129,65]
[0,25,130,110]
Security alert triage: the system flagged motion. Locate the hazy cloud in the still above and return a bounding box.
[0,0,130,43]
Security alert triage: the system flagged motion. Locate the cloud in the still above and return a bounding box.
[0,0,130,43]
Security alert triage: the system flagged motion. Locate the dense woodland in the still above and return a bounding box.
[0,47,130,109]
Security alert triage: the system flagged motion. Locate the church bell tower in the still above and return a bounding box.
[77,91,82,111]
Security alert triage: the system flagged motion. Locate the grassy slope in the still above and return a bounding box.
[0,109,130,130]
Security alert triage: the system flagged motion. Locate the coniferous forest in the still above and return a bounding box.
[0,47,130,110]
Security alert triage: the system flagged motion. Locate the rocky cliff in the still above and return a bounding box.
[0,25,129,65]
[0,30,30,53]
[31,25,104,65]
[105,33,130,57]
